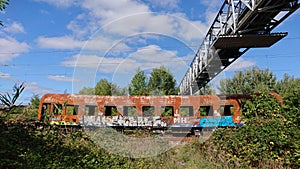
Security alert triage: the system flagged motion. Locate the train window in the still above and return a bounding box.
[66,105,79,115]
[220,105,234,116]
[123,106,136,116]
[200,106,213,116]
[161,106,174,117]
[104,106,118,116]
[180,106,193,116]
[53,104,62,114]
[85,105,97,116]
[142,106,155,117]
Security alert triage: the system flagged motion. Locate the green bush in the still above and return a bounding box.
[201,93,300,168]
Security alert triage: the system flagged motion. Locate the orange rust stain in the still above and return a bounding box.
[38,93,282,125]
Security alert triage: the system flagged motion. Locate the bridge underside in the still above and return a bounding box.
[179,0,299,95]
[214,33,287,48]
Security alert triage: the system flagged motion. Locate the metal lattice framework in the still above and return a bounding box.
[179,0,299,95]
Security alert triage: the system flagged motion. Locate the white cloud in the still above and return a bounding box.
[147,0,180,10]
[84,36,131,52]
[129,45,177,62]
[37,36,84,49]
[3,22,25,34]
[81,0,150,24]
[36,35,131,52]
[61,44,193,87]
[64,0,151,37]
[0,37,30,63]
[200,0,222,25]
[100,13,206,43]
[37,0,221,86]
[48,75,78,82]
[225,58,256,71]
[65,1,206,44]
[34,0,75,8]
[24,82,58,95]
[61,54,101,68]
[61,54,130,73]
[126,45,191,76]
[36,0,209,54]
[62,44,190,75]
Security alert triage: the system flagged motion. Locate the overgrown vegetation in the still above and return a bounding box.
[201,69,300,168]
[1,68,299,168]
[0,120,222,169]
[201,93,299,168]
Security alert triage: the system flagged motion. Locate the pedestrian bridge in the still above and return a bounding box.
[178,0,299,95]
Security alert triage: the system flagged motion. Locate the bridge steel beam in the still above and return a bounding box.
[178,0,299,95]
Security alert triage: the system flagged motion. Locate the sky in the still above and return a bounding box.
[0,0,299,104]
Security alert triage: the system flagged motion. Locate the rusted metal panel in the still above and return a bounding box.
[38,93,283,128]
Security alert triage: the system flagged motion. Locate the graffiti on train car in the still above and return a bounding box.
[37,93,281,136]
[78,115,167,127]
[199,116,237,127]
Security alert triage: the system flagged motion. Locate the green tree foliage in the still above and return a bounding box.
[129,68,149,96]
[218,67,277,94]
[198,84,215,95]
[148,66,177,95]
[275,74,300,128]
[95,79,112,95]
[80,67,177,96]
[275,74,300,107]
[95,79,126,96]
[0,0,9,26]
[30,95,40,109]
[201,69,300,168]
[79,87,95,95]
[202,93,299,168]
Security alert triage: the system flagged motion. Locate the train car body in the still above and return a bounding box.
[38,94,245,134]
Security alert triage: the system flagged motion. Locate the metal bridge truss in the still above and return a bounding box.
[179,0,299,95]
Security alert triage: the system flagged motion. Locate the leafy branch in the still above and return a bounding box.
[0,82,25,112]
[0,0,10,26]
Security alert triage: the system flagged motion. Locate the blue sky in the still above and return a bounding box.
[0,0,299,104]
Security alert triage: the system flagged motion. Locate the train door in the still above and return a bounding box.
[40,103,50,121]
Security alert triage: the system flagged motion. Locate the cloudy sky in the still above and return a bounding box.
[0,0,299,103]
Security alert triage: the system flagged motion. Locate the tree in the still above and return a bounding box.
[148,66,177,95]
[129,68,149,96]
[79,87,95,95]
[218,67,277,94]
[30,94,40,109]
[0,0,9,26]
[94,79,126,96]
[112,86,127,96]
[95,79,114,96]
[275,74,300,127]
[275,74,300,107]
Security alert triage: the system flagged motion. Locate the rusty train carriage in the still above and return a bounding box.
[38,94,244,132]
